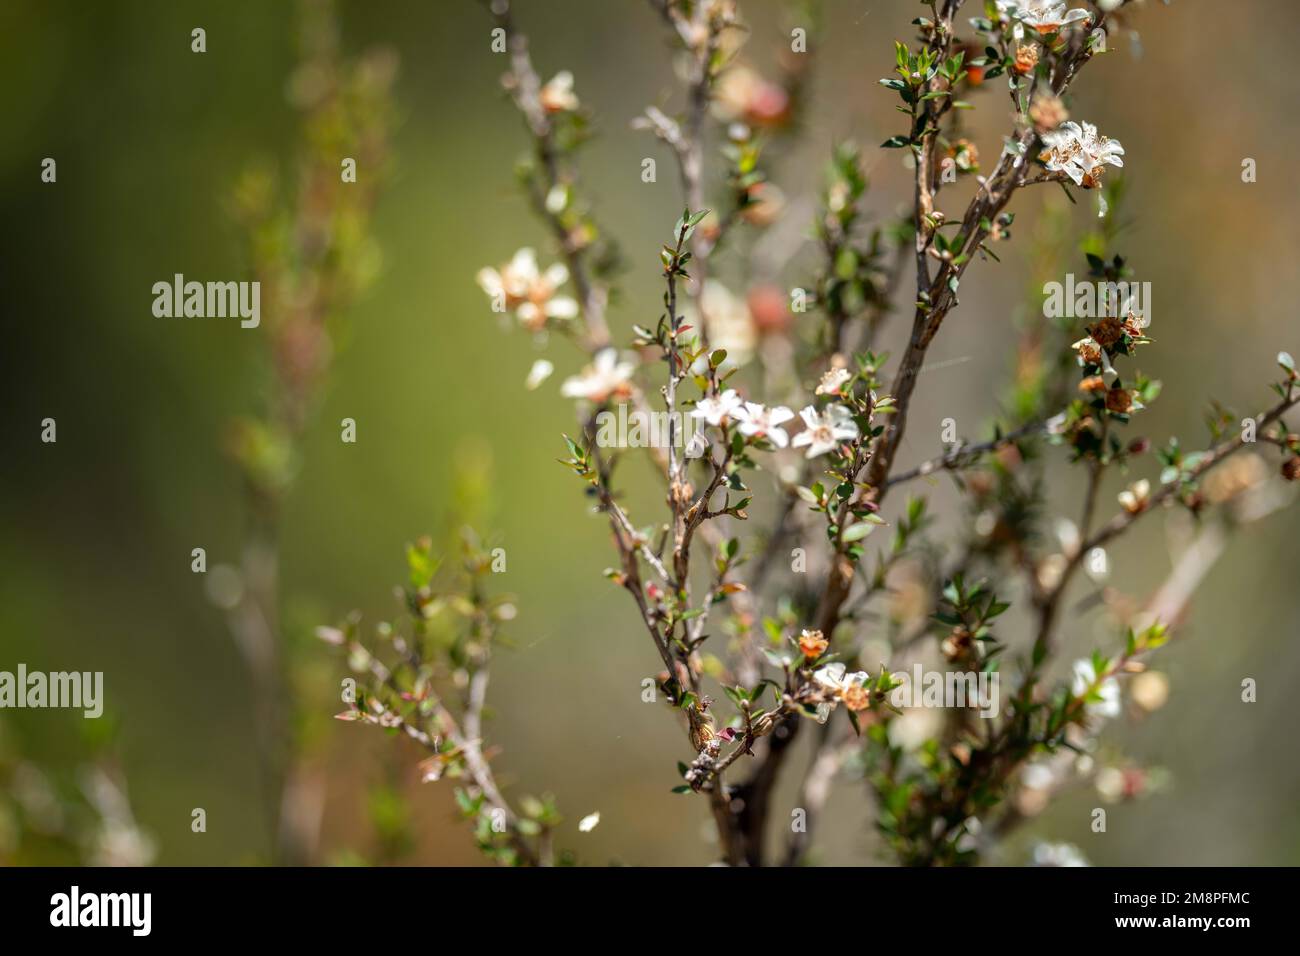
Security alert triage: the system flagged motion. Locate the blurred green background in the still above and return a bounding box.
[2,0,1298,865]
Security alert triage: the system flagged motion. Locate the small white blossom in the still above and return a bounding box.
[476,248,579,331]
[525,359,554,390]
[1031,841,1090,867]
[577,811,601,833]
[691,389,744,426]
[1040,121,1125,188]
[813,662,870,694]
[815,366,852,396]
[997,1,1091,37]
[560,349,636,403]
[1071,659,1122,719]
[539,71,579,113]
[687,281,757,367]
[791,404,859,459]
[1117,478,1151,514]
[734,401,794,447]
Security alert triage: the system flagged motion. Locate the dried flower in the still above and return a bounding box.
[798,628,829,659]
[1282,456,1300,482]
[1105,385,1133,414]
[1014,44,1040,75]
[1029,93,1069,132]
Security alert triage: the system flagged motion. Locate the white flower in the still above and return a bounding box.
[560,349,636,403]
[815,366,852,396]
[813,662,870,695]
[691,389,744,426]
[1040,121,1125,188]
[1117,478,1150,514]
[791,404,859,459]
[476,248,578,331]
[1031,841,1090,867]
[577,811,601,833]
[1071,659,1121,719]
[539,71,579,113]
[687,281,757,367]
[524,359,554,390]
[734,402,794,447]
[996,1,1091,36]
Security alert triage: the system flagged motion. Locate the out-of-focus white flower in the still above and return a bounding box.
[578,811,601,833]
[734,402,794,447]
[1040,121,1125,188]
[815,366,852,396]
[791,404,859,458]
[997,0,1091,36]
[689,281,757,366]
[525,359,554,390]
[1030,841,1090,867]
[539,71,579,113]
[1118,478,1151,514]
[560,349,636,403]
[1130,670,1170,712]
[1071,659,1122,719]
[812,662,871,717]
[813,661,869,694]
[477,248,579,331]
[691,389,744,426]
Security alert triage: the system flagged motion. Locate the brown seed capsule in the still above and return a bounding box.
[1282,456,1300,482]
[1105,386,1133,414]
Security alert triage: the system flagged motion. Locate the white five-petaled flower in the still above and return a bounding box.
[476,248,579,331]
[815,366,852,396]
[791,404,859,459]
[1040,121,1125,189]
[539,71,580,113]
[560,349,636,403]
[1071,659,1122,719]
[813,662,870,695]
[691,389,745,426]
[734,401,794,447]
[996,0,1091,36]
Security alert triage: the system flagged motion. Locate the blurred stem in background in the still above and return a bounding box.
[223,0,397,864]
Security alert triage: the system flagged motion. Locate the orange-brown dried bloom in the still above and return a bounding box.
[798,628,829,659]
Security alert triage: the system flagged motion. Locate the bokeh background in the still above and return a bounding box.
[2,0,1298,865]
